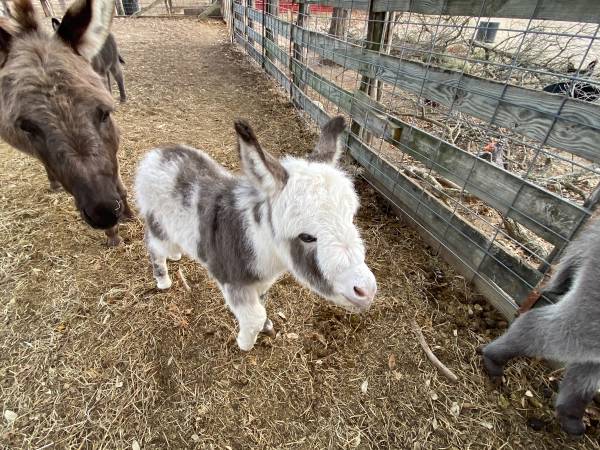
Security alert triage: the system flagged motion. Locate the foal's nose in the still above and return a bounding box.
[353,284,376,302]
[83,199,122,229]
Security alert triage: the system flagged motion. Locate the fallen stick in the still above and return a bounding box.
[177,267,191,292]
[411,318,459,383]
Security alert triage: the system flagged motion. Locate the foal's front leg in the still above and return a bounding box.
[224,285,267,351]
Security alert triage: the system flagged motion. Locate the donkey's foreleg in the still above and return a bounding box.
[105,225,122,247]
[44,164,62,192]
[146,231,173,289]
[481,306,556,384]
[224,286,267,351]
[115,171,134,221]
[556,362,600,437]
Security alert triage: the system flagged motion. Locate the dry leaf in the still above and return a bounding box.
[388,354,397,370]
[360,380,368,394]
[450,402,460,417]
[132,440,140,450]
[277,311,287,320]
[481,421,493,430]
[525,390,534,398]
[191,434,200,442]
[285,332,299,340]
[430,392,438,401]
[4,410,17,424]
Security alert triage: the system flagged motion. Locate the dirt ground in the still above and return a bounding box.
[1,18,600,450]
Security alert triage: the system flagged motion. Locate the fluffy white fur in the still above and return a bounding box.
[135,118,377,351]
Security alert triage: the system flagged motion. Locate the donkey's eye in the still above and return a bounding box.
[98,108,111,123]
[298,233,317,243]
[18,119,41,136]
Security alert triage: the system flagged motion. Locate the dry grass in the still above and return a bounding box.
[1,18,599,449]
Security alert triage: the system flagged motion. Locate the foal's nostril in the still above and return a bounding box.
[353,286,367,298]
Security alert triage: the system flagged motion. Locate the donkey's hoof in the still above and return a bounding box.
[106,234,122,247]
[121,207,135,222]
[168,253,182,262]
[48,181,62,192]
[558,415,586,438]
[480,350,505,386]
[261,319,276,338]
[237,335,256,352]
[156,277,172,290]
[119,96,127,103]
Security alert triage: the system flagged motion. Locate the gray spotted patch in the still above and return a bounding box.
[290,239,334,296]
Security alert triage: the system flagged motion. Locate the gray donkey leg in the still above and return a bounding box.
[145,228,181,290]
[111,63,127,103]
[223,285,267,351]
[555,362,600,436]
[481,306,556,384]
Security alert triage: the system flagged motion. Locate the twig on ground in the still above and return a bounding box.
[411,318,459,383]
[177,267,191,292]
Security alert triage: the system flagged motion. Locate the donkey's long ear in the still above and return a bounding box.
[55,0,113,61]
[51,17,61,32]
[0,20,13,67]
[10,0,38,32]
[234,119,288,196]
[308,116,346,165]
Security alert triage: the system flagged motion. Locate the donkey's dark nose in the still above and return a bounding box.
[83,200,121,229]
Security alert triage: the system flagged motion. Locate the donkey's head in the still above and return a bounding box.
[235,117,377,311]
[0,0,124,230]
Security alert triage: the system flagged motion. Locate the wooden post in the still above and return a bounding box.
[264,0,278,63]
[350,9,394,143]
[290,3,309,91]
[39,0,54,17]
[246,0,254,45]
[115,0,125,16]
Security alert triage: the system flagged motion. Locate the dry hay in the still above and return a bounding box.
[1,18,599,450]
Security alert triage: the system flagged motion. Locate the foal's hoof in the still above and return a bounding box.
[106,234,122,247]
[261,319,276,338]
[558,414,586,438]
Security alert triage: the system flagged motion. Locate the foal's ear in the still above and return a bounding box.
[55,0,113,61]
[308,116,346,165]
[234,119,288,195]
[51,17,61,32]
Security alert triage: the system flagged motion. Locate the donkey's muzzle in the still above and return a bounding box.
[82,199,122,229]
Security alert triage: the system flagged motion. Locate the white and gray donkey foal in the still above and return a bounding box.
[135,117,377,351]
[481,217,600,437]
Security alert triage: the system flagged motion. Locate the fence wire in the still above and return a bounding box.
[227,0,600,318]
[2,0,215,18]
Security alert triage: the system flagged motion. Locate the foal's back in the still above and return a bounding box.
[135,144,233,256]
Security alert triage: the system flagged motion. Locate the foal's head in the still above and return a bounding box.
[0,0,124,230]
[235,117,377,311]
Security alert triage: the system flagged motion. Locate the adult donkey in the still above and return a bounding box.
[0,0,132,246]
[52,17,127,103]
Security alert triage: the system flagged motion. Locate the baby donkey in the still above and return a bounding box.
[481,216,600,437]
[135,117,377,351]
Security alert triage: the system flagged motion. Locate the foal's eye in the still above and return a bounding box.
[298,233,317,243]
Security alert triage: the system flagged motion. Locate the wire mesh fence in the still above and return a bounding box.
[226,0,600,319]
[0,0,215,18]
